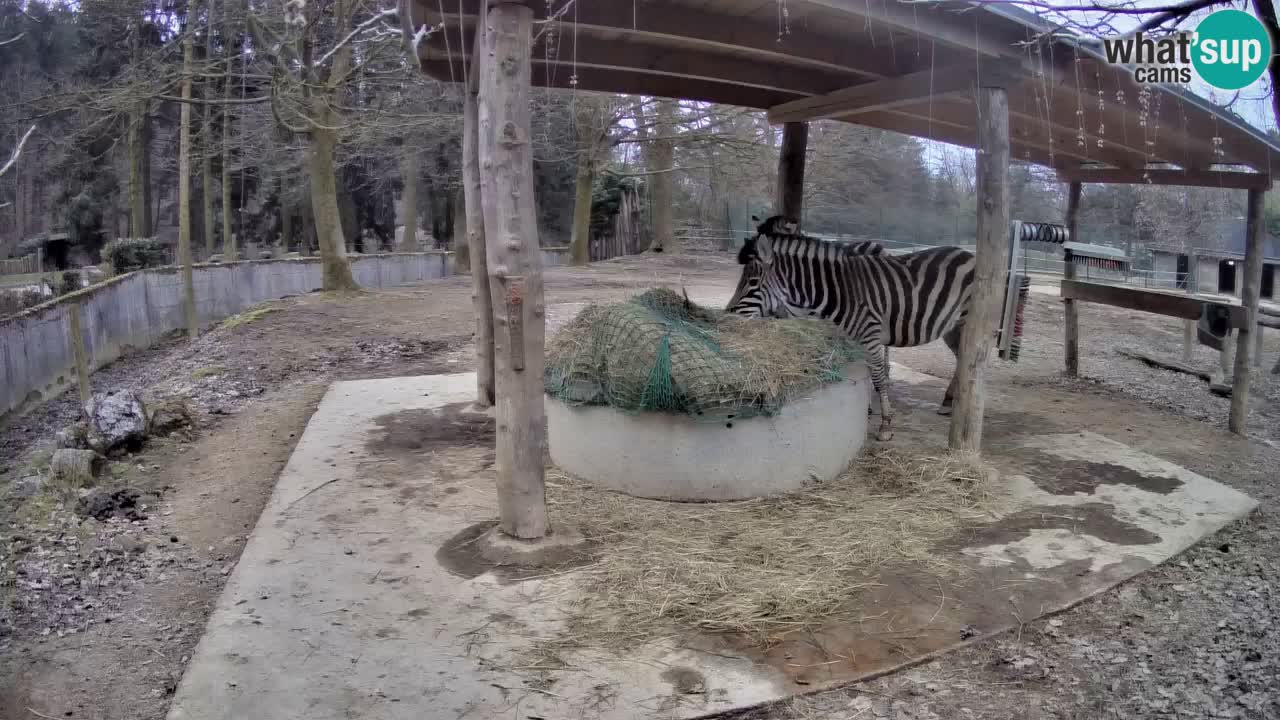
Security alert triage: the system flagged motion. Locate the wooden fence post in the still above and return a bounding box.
[67,304,92,409]
[1063,181,1081,376]
[949,85,1009,453]
[478,1,548,539]
[1229,187,1266,434]
[1183,253,1197,362]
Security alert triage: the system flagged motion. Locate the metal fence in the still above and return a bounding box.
[683,228,1194,293]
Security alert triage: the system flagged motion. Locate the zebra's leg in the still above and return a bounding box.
[863,339,894,441]
[938,325,962,416]
[868,345,890,416]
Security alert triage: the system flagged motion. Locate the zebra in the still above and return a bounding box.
[731,216,885,320]
[725,217,975,441]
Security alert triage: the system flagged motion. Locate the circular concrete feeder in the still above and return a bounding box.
[545,362,870,502]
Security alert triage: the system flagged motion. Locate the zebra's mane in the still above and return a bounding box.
[741,229,884,267]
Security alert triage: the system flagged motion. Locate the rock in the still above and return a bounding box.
[148,397,194,436]
[56,421,91,449]
[208,254,225,263]
[85,391,148,455]
[50,449,107,487]
[107,536,146,554]
[12,474,44,498]
[76,487,145,521]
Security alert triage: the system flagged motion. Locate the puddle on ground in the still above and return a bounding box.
[1002,447,1183,496]
[365,403,495,458]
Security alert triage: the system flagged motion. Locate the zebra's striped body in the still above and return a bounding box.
[726,220,975,441]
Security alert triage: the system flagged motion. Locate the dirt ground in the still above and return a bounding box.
[3,252,1279,720]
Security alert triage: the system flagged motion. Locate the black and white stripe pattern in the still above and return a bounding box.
[725,217,975,441]
[726,217,884,319]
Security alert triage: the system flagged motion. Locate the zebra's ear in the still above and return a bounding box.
[750,214,761,223]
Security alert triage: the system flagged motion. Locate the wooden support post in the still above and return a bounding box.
[478,1,548,539]
[1229,187,1266,434]
[1255,324,1264,368]
[775,121,808,221]
[1063,182,1081,376]
[949,85,1009,453]
[1183,253,1197,362]
[67,304,91,409]
[462,27,495,407]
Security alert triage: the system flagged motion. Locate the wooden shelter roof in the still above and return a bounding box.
[402,0,1280,183]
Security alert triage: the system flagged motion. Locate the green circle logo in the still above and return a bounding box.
[1192,9,1272,90]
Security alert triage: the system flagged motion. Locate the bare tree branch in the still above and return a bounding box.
[0,124,36,178]
[0,32,25,47]
[316,8,400,69]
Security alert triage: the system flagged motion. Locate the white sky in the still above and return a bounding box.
[1039,0,1276,132]
[918,0,1277,169]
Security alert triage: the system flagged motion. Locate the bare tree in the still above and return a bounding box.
[249,0,402,289]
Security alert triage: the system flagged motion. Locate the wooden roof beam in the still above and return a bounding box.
[766,64,1020,124]
[416,58,802,109]
[851,109,1074,170]
[928,97,1155,169]
[803,0,1023,58]
[414,0,922,81]
[420,28,856,98]
[1056,167,1273,190]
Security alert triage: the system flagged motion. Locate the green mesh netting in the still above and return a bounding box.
[544,288,865,422]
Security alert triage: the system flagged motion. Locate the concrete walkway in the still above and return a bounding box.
[166,361,1256,720]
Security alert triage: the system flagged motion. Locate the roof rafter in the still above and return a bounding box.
[415,0,925,81]
[420,28,858,98]
[767,63,1022,124]
[1057,167,1273,189]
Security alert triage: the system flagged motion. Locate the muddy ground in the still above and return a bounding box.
[2,252,1279,720]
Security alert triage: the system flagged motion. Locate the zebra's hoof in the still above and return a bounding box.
[875,430,894,442]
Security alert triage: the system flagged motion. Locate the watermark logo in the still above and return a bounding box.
[1101,9,1272,90]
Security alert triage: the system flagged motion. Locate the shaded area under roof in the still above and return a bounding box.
[401,0,1280,180]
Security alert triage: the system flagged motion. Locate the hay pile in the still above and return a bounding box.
[544,288,864,421]
[545,448,1001,650]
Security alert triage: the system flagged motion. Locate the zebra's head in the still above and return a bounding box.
[725,234,785,318]
[725,214,799,317]
[751,214,801,238]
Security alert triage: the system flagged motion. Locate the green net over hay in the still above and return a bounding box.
[544,288,865,422]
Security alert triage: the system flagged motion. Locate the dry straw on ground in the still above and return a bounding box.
[544,447,1001,650]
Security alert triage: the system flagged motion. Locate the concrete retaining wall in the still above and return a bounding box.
[1,249,572,421]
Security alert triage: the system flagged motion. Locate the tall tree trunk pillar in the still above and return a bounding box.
[651,100,677,252]
[569,150,595,265]
[478,1,548,539]
[463,26,493,405]
[1229,187,1267,434]
[178,33,198,339]
[775,121,808,222]
[400,152,419,251]
[1063,181,1081,376]
[307,123,359,290]
[948,85,1010,453]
